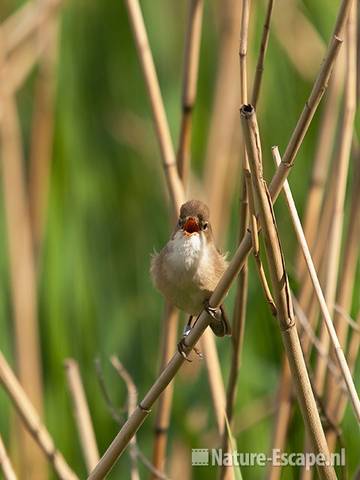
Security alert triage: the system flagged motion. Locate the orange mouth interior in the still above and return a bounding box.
[183,217,200,234]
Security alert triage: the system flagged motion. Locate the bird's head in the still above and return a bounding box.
[177,200,211,239]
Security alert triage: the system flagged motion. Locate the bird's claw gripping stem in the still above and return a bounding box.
[204,300,219,320]
[177,338,192,362]
[177,315,203,361]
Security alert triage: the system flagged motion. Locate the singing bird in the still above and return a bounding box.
[150,199,231,355]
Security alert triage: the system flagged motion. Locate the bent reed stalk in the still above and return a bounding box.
[0,352,78,480]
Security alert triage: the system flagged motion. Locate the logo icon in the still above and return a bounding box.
[192,449,209,466]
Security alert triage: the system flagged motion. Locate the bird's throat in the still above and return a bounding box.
[168,231,206,272]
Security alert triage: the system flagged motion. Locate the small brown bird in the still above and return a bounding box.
[150,199,231,355]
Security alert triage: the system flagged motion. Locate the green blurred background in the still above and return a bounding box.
[0,0,359,478]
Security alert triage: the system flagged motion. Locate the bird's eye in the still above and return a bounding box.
[202,222,208,230]
[178,218,183,227]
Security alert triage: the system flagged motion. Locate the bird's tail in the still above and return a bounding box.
[209,305,231,337]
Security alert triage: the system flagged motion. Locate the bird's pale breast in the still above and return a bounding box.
[150,231,227,315]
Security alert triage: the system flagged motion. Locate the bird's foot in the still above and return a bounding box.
[177,337,192,362]
[204,301,231,337]
[204,300,220,320]
[183,322,192,337]
[177,317,203,361]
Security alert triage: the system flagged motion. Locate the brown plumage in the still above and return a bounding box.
[151,199,231,337]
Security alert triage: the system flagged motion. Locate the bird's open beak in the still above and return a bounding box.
[183,217,200,235]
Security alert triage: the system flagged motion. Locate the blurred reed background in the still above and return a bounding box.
[0,0,359,479]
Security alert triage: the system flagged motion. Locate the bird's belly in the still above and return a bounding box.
[151,232,222,315]
[161,252,212,315]
[164,276,208,315]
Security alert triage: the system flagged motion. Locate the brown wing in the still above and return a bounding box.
[209,305,231,337]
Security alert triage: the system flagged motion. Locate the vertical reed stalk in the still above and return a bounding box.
[204,0,242,236]
[151,303,179,477]
[295,64,342,281]
[110,357,140,480]
[328,310,360,451]
[313,0,356,397]
[241,105,335,480]
[267,1,352,469]
[123,4,184,477]
[0,87,45,479]
[225,2,275,446]
[123,1,227,474]
[221,2,251,478]
[298,165,338,328]
[251,0,274,106]
[123,0,184,216]
[266,358,293,480]
[222,0,274,472]
[269,0,352,202]
[177,0,203,186]
[272,145,360,422]
[325,148,360,436]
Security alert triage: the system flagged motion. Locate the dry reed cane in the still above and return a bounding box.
[313,0,357,397]
[1,1,34,42]
[328,311,360,451]
[90,163,295,479]
[272,146,360,422]
[266,357,293,480]
[178,0,228,441]
[271,124,354,474]
[225,2,276,475]
[271,0,325,81]
[123,0,184,215]
[325,153,360,444]
[251,0,274,107]
[0,0,62,97]
[267,0,352,467]
[221,3,251,479]
[0,86,45,478]
[270,0,352,202]
[151,303,179,477]
[0,432,17,480]
[324,2,359,419]
[222,181,249,429]
[298,165,338,334]
[295,64,343,282]
[0,351,78,480]
[64,359,100,474]
[253,0,351,468]
[122,6,180,474]
[2,0,62,56]
[204,0,242,236]
[293,299,346,390]
[110,357,140,480]
[88,2,352,473]
[123,0,228,470]
[240,105,335,480]
[87,99,344,479]
[177,0,203,186]
[1,36,42,96]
